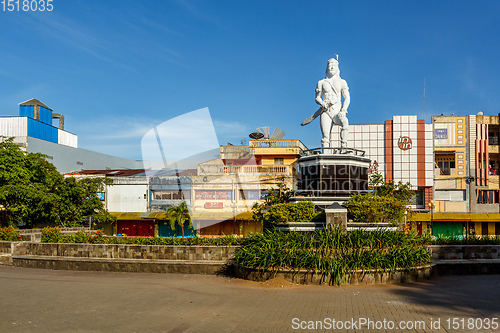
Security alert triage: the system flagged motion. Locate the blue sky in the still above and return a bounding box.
[1,0,500,160]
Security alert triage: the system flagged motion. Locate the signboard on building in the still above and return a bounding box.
[204,202,224,209]
[398,136,412,150]
[195,190,232,200]
[435,129,448,139]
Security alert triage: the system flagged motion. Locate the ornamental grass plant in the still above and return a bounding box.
[234,228,432,285]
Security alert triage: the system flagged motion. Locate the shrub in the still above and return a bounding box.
[264,201,323,226]
[41,227,62,243]
[344,193,407,225]
[0,226,22,241]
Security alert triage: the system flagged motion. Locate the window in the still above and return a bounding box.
[239,190,260,200]
[435,154,455,175]
[274,158,284,165]
[489,132,499,145]
[152,190,187,200]
[477,190,499,204]
[411,190,424,206]
[195,190,232,200]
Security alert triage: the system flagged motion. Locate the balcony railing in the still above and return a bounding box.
[249,140,307,152]
[198,164,292,175]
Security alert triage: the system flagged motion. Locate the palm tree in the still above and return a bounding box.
[166,201,192,238]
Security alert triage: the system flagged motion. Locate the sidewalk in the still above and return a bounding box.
[0,265,499,332]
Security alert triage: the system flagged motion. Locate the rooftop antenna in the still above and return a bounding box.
[249,127,286,140]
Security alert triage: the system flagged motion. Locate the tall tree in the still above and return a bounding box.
[0,137,114,227]
[167,201,192,237]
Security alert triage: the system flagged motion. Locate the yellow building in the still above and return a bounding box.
[413,113,500,237]
[191,139,307,237]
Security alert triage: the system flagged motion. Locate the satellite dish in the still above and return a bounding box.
[252,127,286,140]
[249,132,265,140]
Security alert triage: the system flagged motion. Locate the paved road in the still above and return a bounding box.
[1,265,499,333]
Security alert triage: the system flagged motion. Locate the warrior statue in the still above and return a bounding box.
[302,55,350,148]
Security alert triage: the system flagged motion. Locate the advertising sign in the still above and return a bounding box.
[204,202,224,209]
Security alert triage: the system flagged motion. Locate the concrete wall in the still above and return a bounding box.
[429,245,500,260]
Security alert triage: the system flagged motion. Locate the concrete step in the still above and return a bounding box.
[0,254,13,265]
[12,255,232,275]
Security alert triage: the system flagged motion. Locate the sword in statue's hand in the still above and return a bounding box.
[301,106,325,126]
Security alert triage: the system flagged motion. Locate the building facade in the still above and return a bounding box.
[72,139,307,237]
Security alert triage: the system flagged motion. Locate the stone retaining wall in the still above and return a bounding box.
[4,243,500,262]
[428,245,500,260]
[9,242,236,261]
[0,241,15,254]
[235,265,433,285]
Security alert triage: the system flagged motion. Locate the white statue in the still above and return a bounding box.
[302,55,350,148]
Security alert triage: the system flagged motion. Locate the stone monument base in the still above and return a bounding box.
[291,148,371,209]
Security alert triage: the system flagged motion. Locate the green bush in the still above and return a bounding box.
[0,226,22,241]
[62,229,105,243]
[38,230,244,246]
[264,201,323,226]
[344,193,407,225]
[41,227,62,243]
[433,234,500,245]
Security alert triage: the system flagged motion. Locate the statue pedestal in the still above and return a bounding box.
[290,148,371,209]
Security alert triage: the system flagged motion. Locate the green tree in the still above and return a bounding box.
[0,137,114,227]
[167,201,192,238]
[252,184,294,230]
[344,171,414,225]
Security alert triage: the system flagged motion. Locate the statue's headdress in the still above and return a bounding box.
[328,54,339,65]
